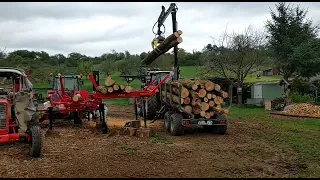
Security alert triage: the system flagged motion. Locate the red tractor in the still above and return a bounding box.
[0,67,41,157]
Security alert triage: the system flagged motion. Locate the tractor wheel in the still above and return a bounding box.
[145,96,159,120]
[169,113,184,136]
[164,111,174,133]
[212,115,227,135]
[74,112,82,125]
[29,125,41,158]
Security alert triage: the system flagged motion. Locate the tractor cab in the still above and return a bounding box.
[46,74,84,99]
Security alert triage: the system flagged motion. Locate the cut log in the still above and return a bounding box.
[217,96,224,104]
[200,84,205,89]
[200,102,209,111]
[113,84,119,91]
[200,111,206,117]
[161,91,184,104]
[204,80,215,91]
[105,76,116,87]
[141,32,182,65]
[209,111,215,117]
[107,87,114,93]
[197,89,207,98]
[204,112,211,119]
[208,100,215,107]
[214,97,221,105]
[177,30,183,35]
[167,82,189,98]
[72,94,81,102]
[194,79,201,86]
[214,84,221,91]
[190,90,200,98]
[207,93,212,99]
[183,105,193,114]
[96,86,107,94]
[178,79,198,90]
[191,98,201,106]
[211,94,216,99]
[120,85,125,91]
[220,91,229,99]
[125,86,133,93]
[203,97,208,102]
[183,97,191,104]
[192,104,202,114]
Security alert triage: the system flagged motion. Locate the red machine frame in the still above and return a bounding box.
[88,73,170,128]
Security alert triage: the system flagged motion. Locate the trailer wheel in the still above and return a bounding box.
[29,125,41,158]
[164,111,174,132]
[74,111,82,125]
[169,113,184,136]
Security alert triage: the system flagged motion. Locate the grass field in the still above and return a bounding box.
[228,106,320,177]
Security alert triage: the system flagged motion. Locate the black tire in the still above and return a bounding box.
[29,126,41,158]
[169,113,184,136]
[212,115,227,135]
[142,96,159,120]
[74,111,82,125]
[164,111,174,132]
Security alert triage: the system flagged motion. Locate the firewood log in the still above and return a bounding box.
[105,76,116,87]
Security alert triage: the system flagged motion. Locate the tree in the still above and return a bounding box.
[265,2,320,81]
[93,60,116,76]
[201,25,267,104]
[77,60,94,79]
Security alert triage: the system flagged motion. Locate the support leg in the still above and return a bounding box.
[142,98,147,128]
[134,98,138,120]
[48,107,53,130]
[99,103,108,134]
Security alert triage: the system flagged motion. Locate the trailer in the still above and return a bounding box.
[157,82,228,136]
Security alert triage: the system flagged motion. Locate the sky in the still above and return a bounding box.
[0,2,319,57]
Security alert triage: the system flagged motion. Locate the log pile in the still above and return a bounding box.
[280,103,320,118]
[95,75,133,94]
[141,30,183,66]
[162,79,229,119]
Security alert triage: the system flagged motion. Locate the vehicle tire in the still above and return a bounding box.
[144,96,159,120]
[164,111,174,132]
[212,115,227,135]
[169,113,184,136]
[29,125,41,158]
[74,111,82,125]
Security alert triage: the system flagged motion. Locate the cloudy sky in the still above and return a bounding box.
[0,2,319,57]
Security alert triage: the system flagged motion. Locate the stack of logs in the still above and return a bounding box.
[95,75,133,94]
[141,30,183,66]
[162,79,229,119]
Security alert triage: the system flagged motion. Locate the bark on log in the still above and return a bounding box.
[141,32,182,65]
[192,104,201,114]
[96,86,107,94]
[105,76,116,87]
[190,90,200,98]
[167,82,189,98]
[161,91,184,104]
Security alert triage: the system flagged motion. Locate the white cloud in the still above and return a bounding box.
[0,2,319,56]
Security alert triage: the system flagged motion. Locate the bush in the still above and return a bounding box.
[288,92,312,103]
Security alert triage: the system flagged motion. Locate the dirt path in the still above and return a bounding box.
[0,104,305,178]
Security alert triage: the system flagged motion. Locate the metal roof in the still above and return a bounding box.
[0,68,26,76]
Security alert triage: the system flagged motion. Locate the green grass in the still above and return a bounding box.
[150,132,173,144]
[228,106,320,177]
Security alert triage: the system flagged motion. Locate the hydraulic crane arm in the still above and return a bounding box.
[156,3,178,36]
[152,3,179,80]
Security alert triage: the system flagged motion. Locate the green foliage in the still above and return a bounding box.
[288,92,312,103]
[265,2,320,79]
